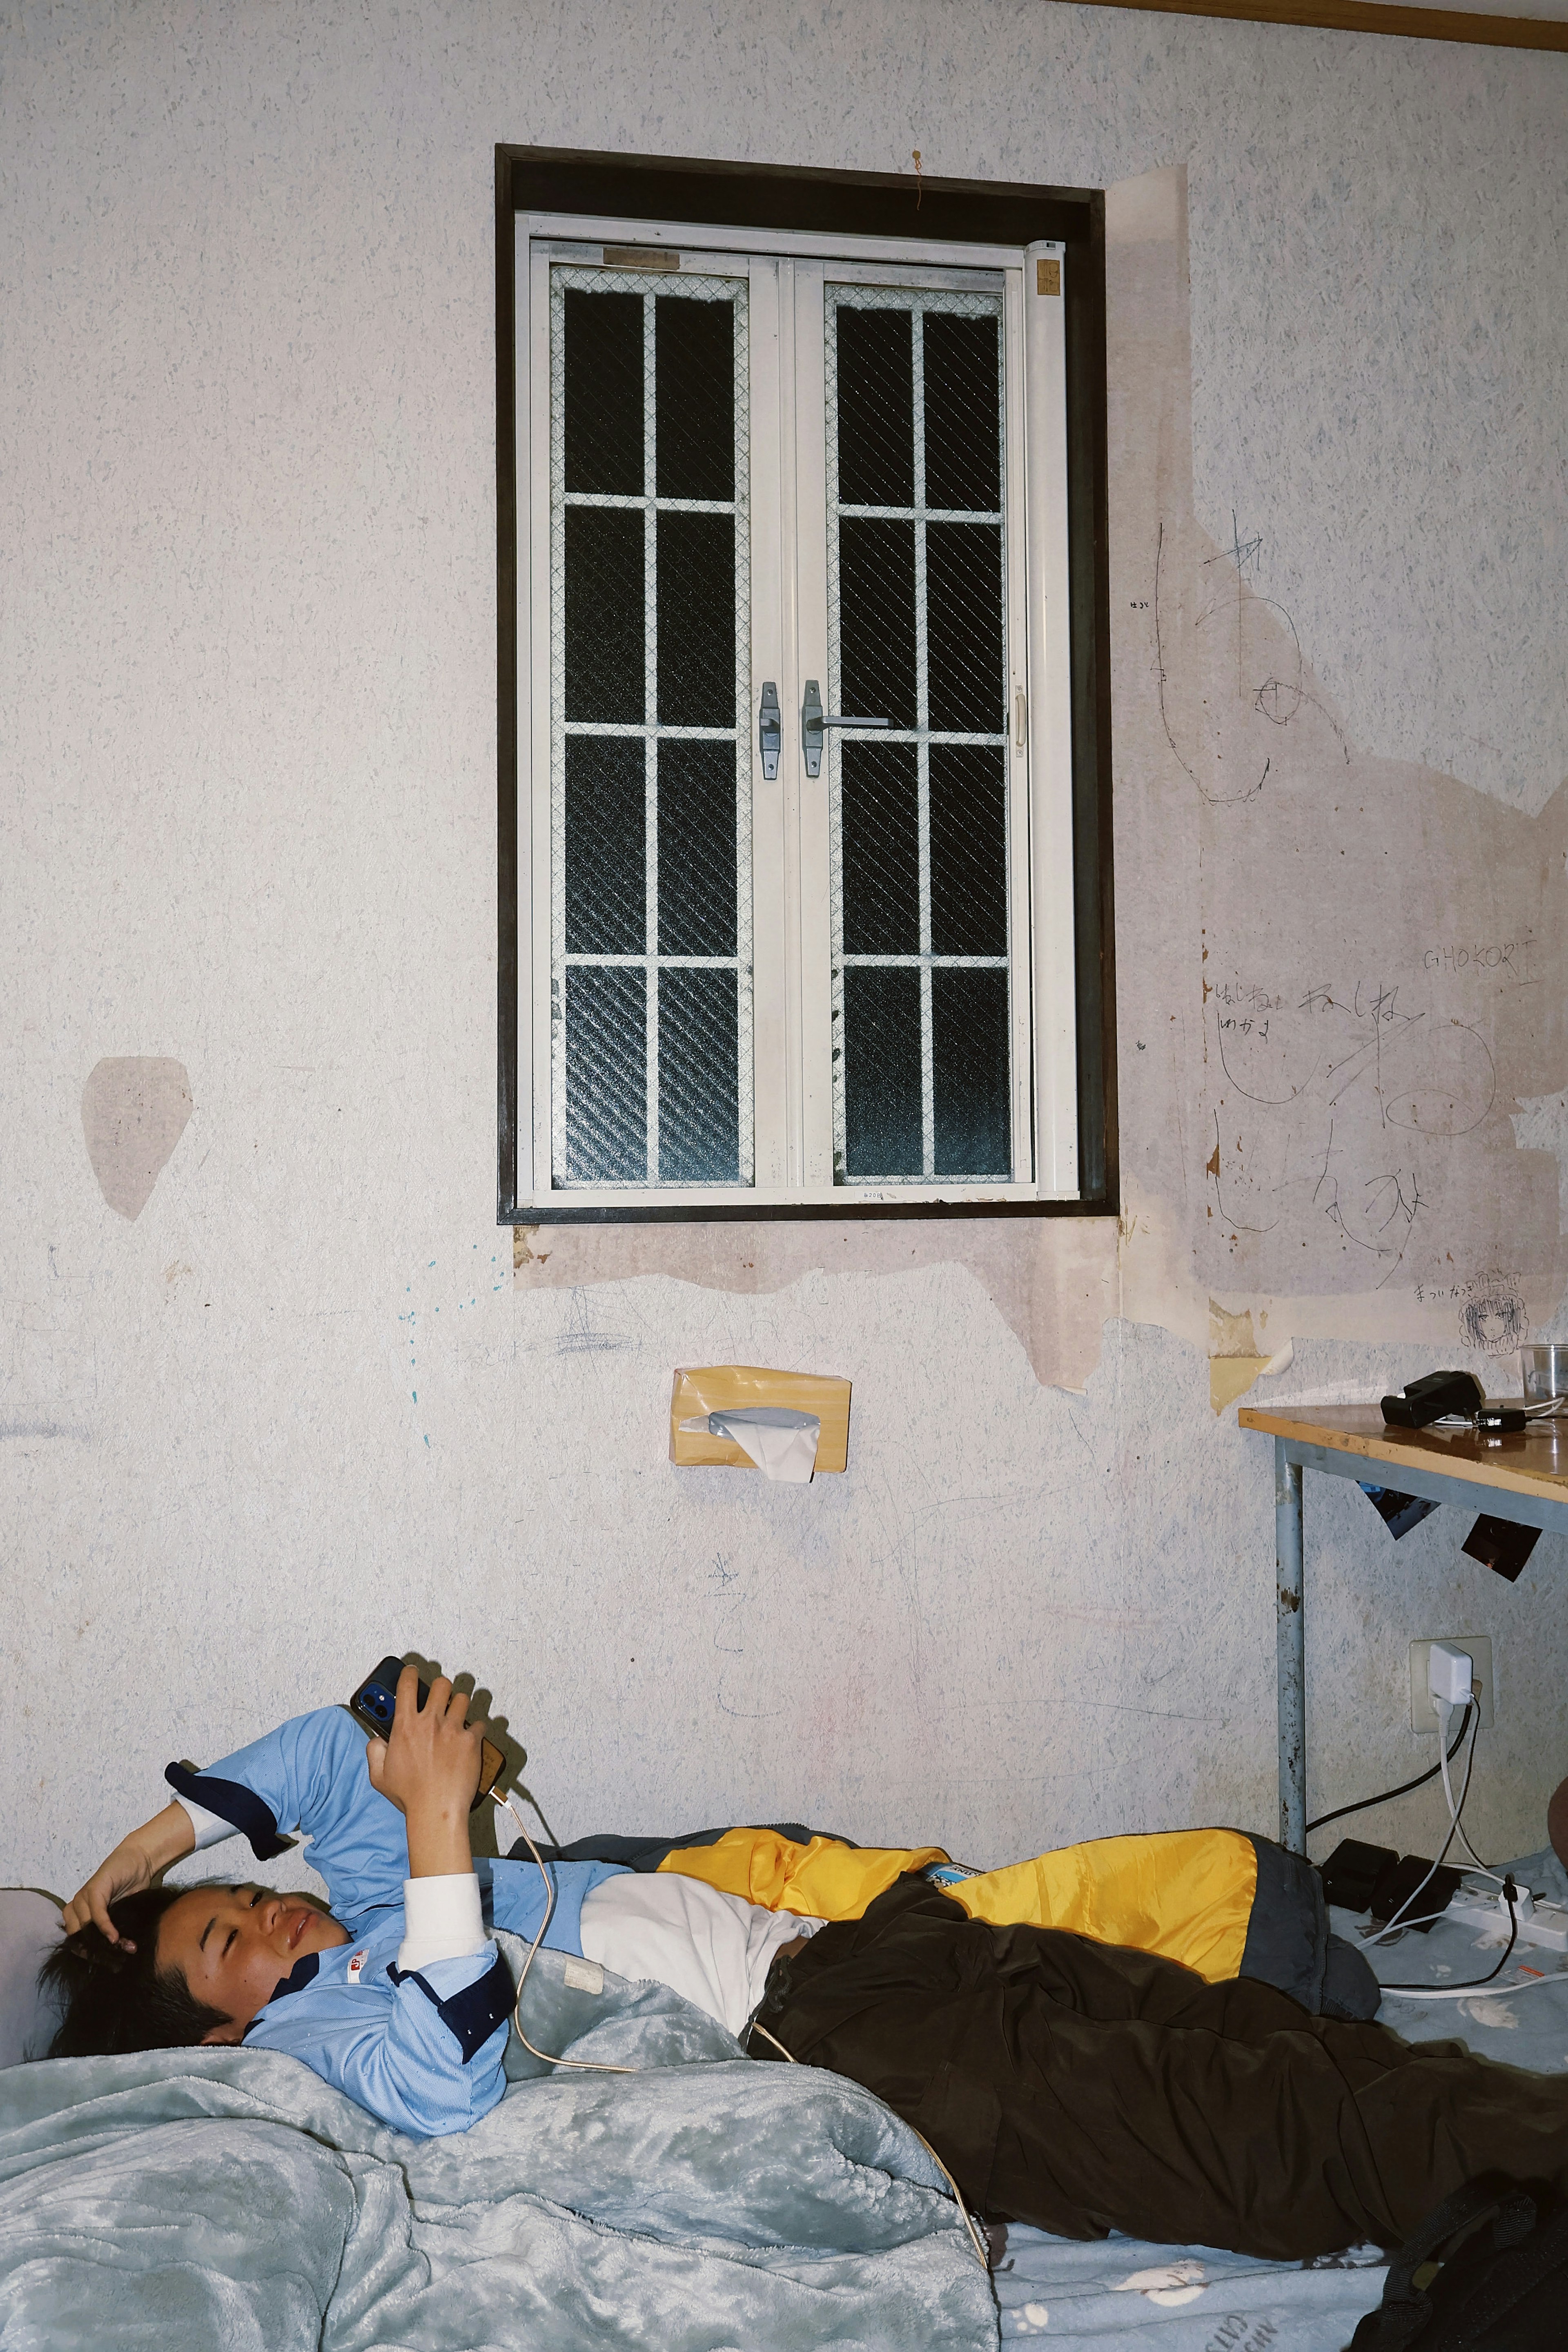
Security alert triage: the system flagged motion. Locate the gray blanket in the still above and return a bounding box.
[0,1935,996,2350]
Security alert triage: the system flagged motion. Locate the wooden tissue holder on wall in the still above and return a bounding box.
[668,1365,852,1472]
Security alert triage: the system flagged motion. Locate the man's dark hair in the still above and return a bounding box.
[39,1886,234,2058]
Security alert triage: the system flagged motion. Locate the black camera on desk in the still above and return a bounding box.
[1375,1372,1542,1579]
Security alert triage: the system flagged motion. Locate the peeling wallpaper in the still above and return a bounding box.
[512,1216,1120,1392]
[2,0,1566,1907]
[1109,165,1568,1353]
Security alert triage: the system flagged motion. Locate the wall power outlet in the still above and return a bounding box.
[1409,1636,1494,1733]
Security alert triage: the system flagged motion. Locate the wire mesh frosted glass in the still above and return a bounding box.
[550,265,753,1188]
[825,286,1013,1186]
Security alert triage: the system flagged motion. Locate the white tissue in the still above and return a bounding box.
[681,1406,822,1483]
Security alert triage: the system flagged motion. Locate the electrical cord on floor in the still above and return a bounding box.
[1376,1695,1557,1999]
[1379,1877,1524,1998]
[749,2018,990,2270]
[1359,1706,1481,1948]
[1365,1714,1548,1996]
[1306,1703,1473,1836]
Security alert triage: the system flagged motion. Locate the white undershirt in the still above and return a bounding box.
[579,1873,824,2036]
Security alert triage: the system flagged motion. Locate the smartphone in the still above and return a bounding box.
[348,1655,506,1812]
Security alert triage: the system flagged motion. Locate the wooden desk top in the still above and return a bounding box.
[1237,1402,1568,1505]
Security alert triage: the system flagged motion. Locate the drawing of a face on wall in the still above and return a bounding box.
[1459,1278,1528,1356]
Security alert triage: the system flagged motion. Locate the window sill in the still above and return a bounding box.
[505,1194,1111,1225]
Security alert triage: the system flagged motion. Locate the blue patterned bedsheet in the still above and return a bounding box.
[991,1845,1568,2351]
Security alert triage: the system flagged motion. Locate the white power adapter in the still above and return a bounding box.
[1427,1642,1475,1708]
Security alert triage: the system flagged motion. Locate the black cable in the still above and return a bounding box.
[1307,1702,1473,1836]
[1362,1706,1479,1944]
[1376,1716,1519,1987]
[1381,1876,1519,1995]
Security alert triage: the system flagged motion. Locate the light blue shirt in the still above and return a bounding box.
[166,1704,627,2136]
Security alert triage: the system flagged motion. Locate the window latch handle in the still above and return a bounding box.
[759,681,782,780]
[801,679,890,777]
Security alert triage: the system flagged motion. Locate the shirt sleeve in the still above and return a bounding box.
[249,1947,514,2138]
[397,1873,490,1971]
[172,1788,241,1851]
[165,1706,412,1921]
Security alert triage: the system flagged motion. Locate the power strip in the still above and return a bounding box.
[1447,1886,1568,1953]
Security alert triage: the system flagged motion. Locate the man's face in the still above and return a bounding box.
[156,1884,351,2043]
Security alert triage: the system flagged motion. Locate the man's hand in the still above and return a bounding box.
[61,1801,197,1948]
[364,1666,481,1879]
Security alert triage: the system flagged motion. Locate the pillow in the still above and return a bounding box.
[0,1888,64,2066]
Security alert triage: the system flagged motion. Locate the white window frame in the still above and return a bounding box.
[513,209,1078,1209]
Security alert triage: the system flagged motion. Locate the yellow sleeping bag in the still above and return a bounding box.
[658,1828,949,1923]
[659,1824,1280,1990]
[942,1830,1257,1984]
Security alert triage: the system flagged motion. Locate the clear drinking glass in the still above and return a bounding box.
[1521,1343,1568,1413]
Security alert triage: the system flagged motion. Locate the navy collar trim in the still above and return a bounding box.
[265,1949,322,2008]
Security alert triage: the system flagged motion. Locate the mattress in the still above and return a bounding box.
[991,1844,1568,2348]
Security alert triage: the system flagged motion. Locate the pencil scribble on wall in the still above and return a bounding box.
[1109,164,1568,1369]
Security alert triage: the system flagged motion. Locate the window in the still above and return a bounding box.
[549,258,755,1189]
[498,154,1114,1222]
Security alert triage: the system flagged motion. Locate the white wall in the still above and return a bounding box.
[3,0,1566,1906]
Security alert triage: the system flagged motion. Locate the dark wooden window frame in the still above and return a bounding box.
[1080,0,1566,49]
[497,143,1116,1225]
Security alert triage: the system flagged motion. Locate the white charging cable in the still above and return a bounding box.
[491,1786,637,2075]
[749,2018,989,2269]
[1376,1875,1554,2001]
[1370,1704,1564,2000]
[1376,1700,1568,2002]
[492,1789,991,2263]
[1380,1979,1564,2002]
[1428,1395,1564,1425]
[1381,1964,1567,2002]
[1359,1705,1481,1948]
[1374,1971,1568,2000]
[1434,1695,1505,1886]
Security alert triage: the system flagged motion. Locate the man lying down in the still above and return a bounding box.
[46,1671,1568,2263]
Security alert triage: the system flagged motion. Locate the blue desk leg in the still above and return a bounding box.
[1276,1440,1306,1854]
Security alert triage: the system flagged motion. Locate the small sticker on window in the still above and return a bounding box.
[602,245,679,271]
[1036,258,1060,297]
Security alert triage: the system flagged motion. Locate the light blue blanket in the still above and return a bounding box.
[13,1859,1566,2351]
[0,1935,996,2350]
